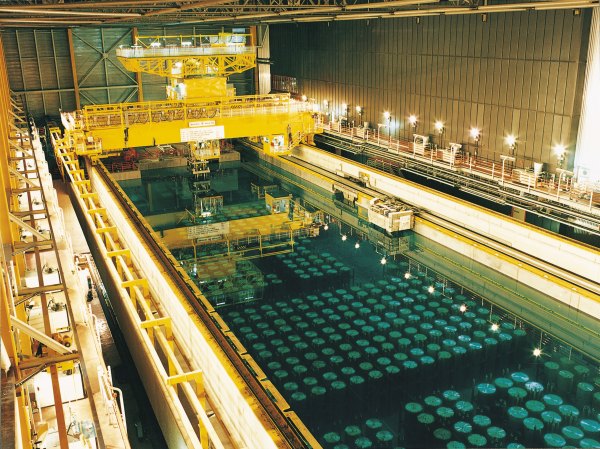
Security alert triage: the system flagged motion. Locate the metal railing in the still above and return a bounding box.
[82,94,317,130]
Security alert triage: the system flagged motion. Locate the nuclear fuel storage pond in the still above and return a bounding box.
[111,146,600,449]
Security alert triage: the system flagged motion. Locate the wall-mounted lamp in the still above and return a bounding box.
[435,121,445,148]
[505,134,517,155]
[554,144,566,168]
[408,114,418,133]
[301,95,307,102]
[383,111,391,122]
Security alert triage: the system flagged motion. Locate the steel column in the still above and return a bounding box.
[67,28,81,110]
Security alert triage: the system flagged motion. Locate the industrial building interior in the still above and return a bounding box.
[1,1,600,449]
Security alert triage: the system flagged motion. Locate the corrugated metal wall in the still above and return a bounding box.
[270,10,592,168]
[1,25,255,120]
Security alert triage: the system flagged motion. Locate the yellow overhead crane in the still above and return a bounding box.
[65,32,321,156]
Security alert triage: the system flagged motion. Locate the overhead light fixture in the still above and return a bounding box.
[301,95,307,102]
[404,272,411,279]
[341,234,347,241]
[435,121,444,133]
[408,115,417,127]
[380,257,387,265]
[470,127,480,140]
[354,242,360,249]
[383,111,390,121]
[459,304,467,313]
[490,323,499,332]
[533,348,542,357]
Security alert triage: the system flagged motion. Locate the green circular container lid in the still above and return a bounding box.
[453,421,472,434]
[452,346,467,356]
[495,377,514,389]
[350,375,365,386]
[447,442,466,449]
[354,436,372,449]
[341,366,355,376]
[348,351,361,361]
[443,390,461,402]
[377,356,391,366]
[293,365,308,375]
[472,330,486,340]
[375,430,393,442]
[526,400,546,413]
[304,352,318,361]
[438,350,452,360]
[562,425,584,441]
[312,360,326,370]
[508,406,528,419]
[511,372,530,384]
[323,371,337,381]
[381,342,395,352]
[580,438,600,448]
[437,407,455,419]
[442,339,456,348]
[274,370,288,379]
[406,402,423,414]
[417,412,434,425]
[508,387,527,400]
[394,353,408,363]
[542,411,562,425]
[291,391,306,402]
[268,361,282,370]
[544,433,567,447]
[545,361,560,370]
[544,394,564,408]
[344,425,361,437]
[331,380,346,390]
[578,382,595,393]
[456,400,474,414]
[434,428,452,441]
[366,418,383,430]
[386,365,400,375]
[506,443,526,448]
[487,426,507,439]
[323,432,341,443]
[365,346,379,356]
[283,382,298,391]
[425,396,442,408]
[303,377,318,387]
[372,335,386,344]
[311,386,326,396]
[467,433,487,447]
[524,417,544,431]
[421,355,435,365]
[404,360,418,369]
[580,419,600,434]
[574,365,590,377]
[359,361,373,371]
[410,348,425,358]
[477,383,497,395]
[559,404,580,418]
[369,370,383,380]
[526,381,544,394]
[559,369,575,379]
[331,355,344,365]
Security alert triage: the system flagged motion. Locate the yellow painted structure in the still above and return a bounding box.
[78,94,319,152]
[161,213,307,250]
[116,33,256,79]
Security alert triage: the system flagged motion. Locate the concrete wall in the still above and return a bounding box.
[89,167,279,449]
[270,10,591,171]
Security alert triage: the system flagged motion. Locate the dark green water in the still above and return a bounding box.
[118,161,600,449]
